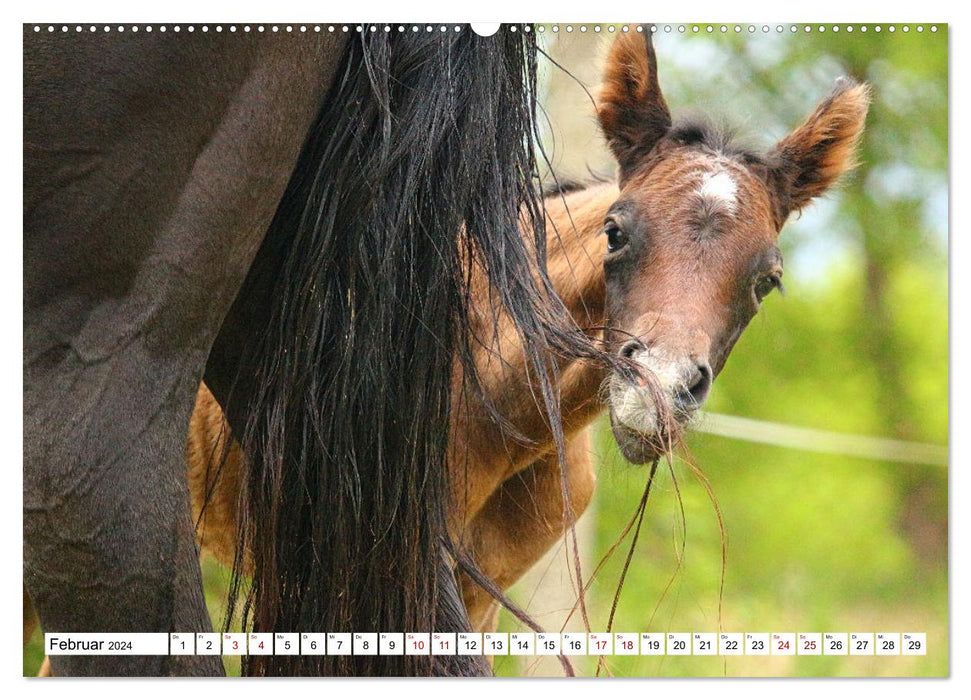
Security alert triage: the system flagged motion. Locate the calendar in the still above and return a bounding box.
[44,630,928,658]
[21,10,949,680]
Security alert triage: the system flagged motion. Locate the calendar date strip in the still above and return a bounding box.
[46,631,927,657]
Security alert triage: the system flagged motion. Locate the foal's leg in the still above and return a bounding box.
[23,586,53,676]
[459,431,596,631]
[23,585,37,650]
[185,384,247,571]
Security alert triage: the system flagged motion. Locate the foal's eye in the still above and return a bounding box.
[604,223,629,253]
[755,273,783,302]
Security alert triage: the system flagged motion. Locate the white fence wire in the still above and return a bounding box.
[696,412,948,467]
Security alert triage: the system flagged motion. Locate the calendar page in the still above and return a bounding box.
[22,7,949,683]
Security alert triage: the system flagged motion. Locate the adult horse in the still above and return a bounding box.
[96,30,870,644]
[23,25,605,676]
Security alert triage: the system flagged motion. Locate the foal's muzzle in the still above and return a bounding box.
[608,341,714,463]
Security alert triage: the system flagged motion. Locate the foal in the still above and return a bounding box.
[451,31,868,629]
[182,31,872,635]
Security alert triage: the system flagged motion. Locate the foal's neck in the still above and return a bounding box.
[468,181,619,462]
[452,181,619,505]
[541,181,618,330]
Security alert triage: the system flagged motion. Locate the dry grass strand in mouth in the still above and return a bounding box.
[640,434,727,653]
[627,363,727,647]
[647,444,688,632]
[560,364,667,617]
[595,454,661,677]
[585,370,726,677]
[678,446,728,635]
[506,331,726,677]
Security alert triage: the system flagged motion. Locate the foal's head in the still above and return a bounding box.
[596,31,869,463]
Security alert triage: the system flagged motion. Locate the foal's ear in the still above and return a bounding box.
[768,80,870,220]
[597,30,672,182]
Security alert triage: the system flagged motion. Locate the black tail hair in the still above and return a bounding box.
[223,27,612,676]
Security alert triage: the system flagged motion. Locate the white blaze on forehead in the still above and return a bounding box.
[697,169,738,214]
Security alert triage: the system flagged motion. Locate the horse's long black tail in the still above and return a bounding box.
[221,27,605,676]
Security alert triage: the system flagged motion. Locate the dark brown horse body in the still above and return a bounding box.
[24,31,345,676]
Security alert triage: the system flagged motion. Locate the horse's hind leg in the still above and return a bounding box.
[24,28,347,676]
[459,430,597,631]
[24,357,223,677]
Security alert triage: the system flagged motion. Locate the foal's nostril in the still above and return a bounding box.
[686,362,713,405]
[676,362,713,411]
[619,339,644,359]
